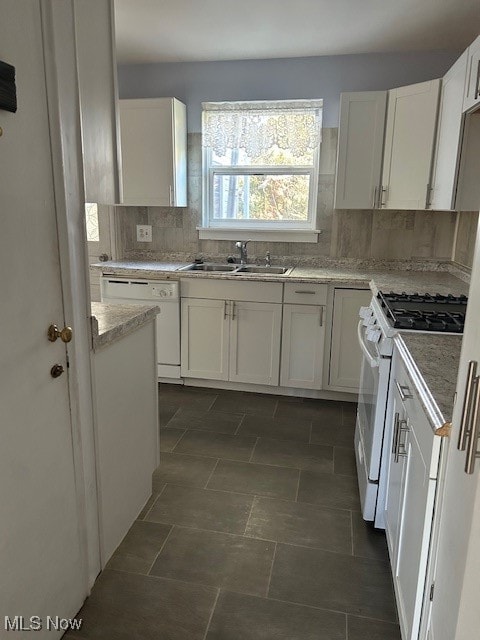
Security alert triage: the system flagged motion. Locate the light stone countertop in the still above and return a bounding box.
[91,259,470,297]
[90,302,160,351]
[394,332,463,433]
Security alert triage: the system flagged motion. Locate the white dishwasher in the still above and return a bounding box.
[101,277,181,379]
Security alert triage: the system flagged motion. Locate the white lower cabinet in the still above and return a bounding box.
[384,348,442,640]
[180,298,229,380]
[230,301,282,385]
[329,288,371,391]
[180,282,283,386]
[280,304,325,389]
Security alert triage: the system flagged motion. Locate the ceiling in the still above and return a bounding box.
[114,0,480,64]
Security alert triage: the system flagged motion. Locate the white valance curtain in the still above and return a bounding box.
[202,99,323,158]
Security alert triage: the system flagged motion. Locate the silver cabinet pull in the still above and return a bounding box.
[475,60,480,100]
[232,301,236,320]
[224,300,227,319]
[392,412,400,455]
[380,185,388,207]
[458,360,477,451]
[465,375,480,474]
[395,419,409,463]
[294,290,316,294]
[319,306,324,327]
[395,380,413,401]
[426,183,433,209]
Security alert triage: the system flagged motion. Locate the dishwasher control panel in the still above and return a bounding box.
[101,277,179,301]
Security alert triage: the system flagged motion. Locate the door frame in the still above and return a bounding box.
[41,0,101,590]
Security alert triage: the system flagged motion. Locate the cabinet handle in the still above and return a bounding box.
[373,186,378,209]
[458,361,477,451]
[232,301,236,320]
[392,412,400,455]
[475,60,480,100]
[380,186,388,207]
[319,306,324,327]
[224,300,227,319]
[465,375,480,474]
[395,380,413,401]
[395,419,409,463]
[294,290,316,294]
[426,183,433,208]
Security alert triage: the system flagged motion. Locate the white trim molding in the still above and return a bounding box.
[197,227,322,243]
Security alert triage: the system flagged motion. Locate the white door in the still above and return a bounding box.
[229,301,282,386]
[384,380,409,567]
[395,413,438,640]
[382,79,440,209]
[0,0,86,631]
[425,220,480,640]
[334,91,387,209]
[463,35,480,112]
[430,52,468,211]
[180,298,229,380]
[280,304,325,389]
[328,288,371,391]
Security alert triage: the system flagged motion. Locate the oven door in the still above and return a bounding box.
[356,320,391,481]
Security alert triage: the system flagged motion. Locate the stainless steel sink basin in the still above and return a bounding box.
[179,263,238,272]
[235,265,293,275]
[178,263,293,275]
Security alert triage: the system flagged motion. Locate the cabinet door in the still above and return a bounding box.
[382,80,440,209]
[430,51,468,211]
[334,91,387,209]
[74,0,120,204]
[280,304,325,389]
[180,298,229,380]
[395,415,437,640]
[384,384,408,568]
[328,288,371,392]
[463,35,480,112]
[229,302,282,386]
[120,98,187,207]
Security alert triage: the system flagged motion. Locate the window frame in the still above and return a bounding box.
[201,102,322,237]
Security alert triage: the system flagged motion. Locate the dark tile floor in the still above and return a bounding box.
[68,385,400,640]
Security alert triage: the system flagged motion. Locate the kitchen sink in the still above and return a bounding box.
[178,263,293,275]
[235,265,294,275]
[178,263,238,272]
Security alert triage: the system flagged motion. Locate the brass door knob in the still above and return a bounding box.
[50,364,64,378]
[48,324,73,343]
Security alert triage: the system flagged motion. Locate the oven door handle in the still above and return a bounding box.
[357,320,379,368]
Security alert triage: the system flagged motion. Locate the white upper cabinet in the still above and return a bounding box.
[430,52,468,210]
[334,92,387,209]
[381,79,441,210]
[463,35,480,112]
[119,98,187,207]
[74,0,120,204]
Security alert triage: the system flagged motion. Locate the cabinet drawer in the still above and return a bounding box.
[180,278,283,303]
[284,282,328,305]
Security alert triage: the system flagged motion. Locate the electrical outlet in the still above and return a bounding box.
[136,225,152,242]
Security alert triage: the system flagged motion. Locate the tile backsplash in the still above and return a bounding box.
[453,211,479,269]
[115,130,474,266]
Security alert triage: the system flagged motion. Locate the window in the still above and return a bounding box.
[85,202,99,242]
[201,100,322,240]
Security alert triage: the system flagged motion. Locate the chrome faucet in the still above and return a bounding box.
[235,240,251,265]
